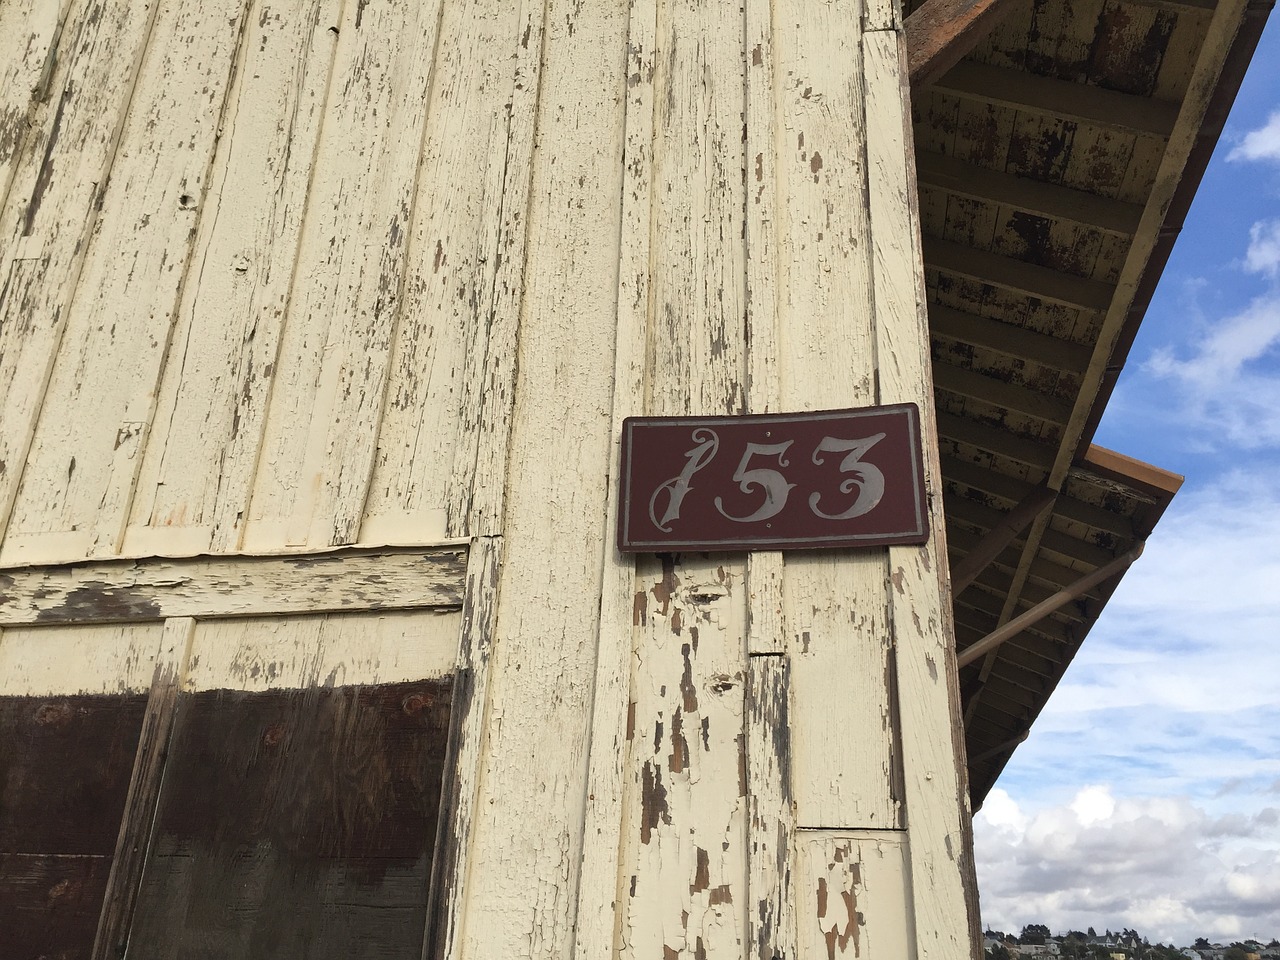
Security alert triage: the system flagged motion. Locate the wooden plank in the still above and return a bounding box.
[243,0,446,552]
[0,0,162,558]
[933,359,1074,422]
[933,61,1182,136]
[905,0,1024,87]
[925,235,1116,311]
[570,0,655,950]
[123,0,342,557]
[775,0,898,834]
[0,853,111,960]
[92,617,194,960]
[362,0,542,543]
[125,665,454,957]
[622,557,748,960]
[0,0,63,215]
[614,0,751,953]
[424,537,501,960]
[452,1,628,955]
[936,411,1056,470]
[0,621,163,696]
[794,831,913,960]
[917,150,1144,236]
[0,547,467,627]
[746,655,797,960]
[2,0,251,565]
[864,28,982,957]
[929,303,1092,373]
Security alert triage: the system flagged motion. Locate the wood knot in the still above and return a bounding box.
[34,701,74,727]
[402,692,432,716]
[262,722,287,747]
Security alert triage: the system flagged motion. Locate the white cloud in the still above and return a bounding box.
[1143,288,1280,448]
[1229,111,1280,164]
[1245,220,1280,277]
[975,787,1280,945]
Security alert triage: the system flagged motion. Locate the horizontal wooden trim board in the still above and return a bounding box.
[933,61,1182,137]
[916,150,1145,236]
[0,546,468,626]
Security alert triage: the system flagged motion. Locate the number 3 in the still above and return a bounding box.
[715,441,796,523]
[809,433,886,520]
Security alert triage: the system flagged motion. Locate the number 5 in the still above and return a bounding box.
[809,433,886,520]
[715,441,796,523]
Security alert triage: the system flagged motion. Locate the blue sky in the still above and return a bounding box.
[973,21,1280,947]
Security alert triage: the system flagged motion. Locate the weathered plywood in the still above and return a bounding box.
[794,831,914,960]
[0,547,466,626]
[124,0,342,557]
[0,621,163,695]
[2,0,250,566]
[0,0,161,556]
[242,0,445,552]
[0,0,62,213]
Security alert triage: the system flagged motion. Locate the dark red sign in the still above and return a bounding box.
[618,404,929,552]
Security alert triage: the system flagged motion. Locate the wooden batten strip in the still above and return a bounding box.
[916,151,1144,236]
[91,617,195,960]
[933,61,1181,136]
[0,547,467,626]
[569,0,655,950]
[423,536,501,960]
[864,27,983,955]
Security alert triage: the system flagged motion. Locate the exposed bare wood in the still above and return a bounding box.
[934,61,1182,136]
[92,617,194,960]
[0,547,467,626]
[917,151,1145,236]
[925,236,1116,311]
[1083,444,1185,498]
[950,484,1057,593]
[930,303,1094,372]
[905,0,1024,88]
[957,543,1143,668]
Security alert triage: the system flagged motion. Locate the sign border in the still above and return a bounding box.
[617,403,929,552]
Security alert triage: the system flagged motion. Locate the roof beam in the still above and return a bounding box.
[917,151,1145,236]
[936,411,1057,469]
[905,0,1024,88]
[933,360,1075,423]
[957,544,1144,668]
[949,483,1058,593]
[933,61,1181,137]
[930,303,1094,372]
[925,236,1116,312]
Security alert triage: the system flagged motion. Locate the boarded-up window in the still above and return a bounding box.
[0,608,459,960]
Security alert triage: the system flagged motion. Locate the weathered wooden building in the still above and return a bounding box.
[0,0,1268,955]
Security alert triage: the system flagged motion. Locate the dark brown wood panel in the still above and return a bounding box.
[126,680,453,959]
[0,694,148,854]
[0,693,147,959]
[0,853,112,960]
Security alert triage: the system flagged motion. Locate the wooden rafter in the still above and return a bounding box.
[949,483,1058,594]
[904,0,1025,88]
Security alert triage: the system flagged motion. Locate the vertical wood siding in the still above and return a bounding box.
[0,0,980,956]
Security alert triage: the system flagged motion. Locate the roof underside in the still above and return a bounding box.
[910,0,1272,806]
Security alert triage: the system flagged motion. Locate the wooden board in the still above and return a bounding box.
[0,547,467,626]
[126,680,452,959]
